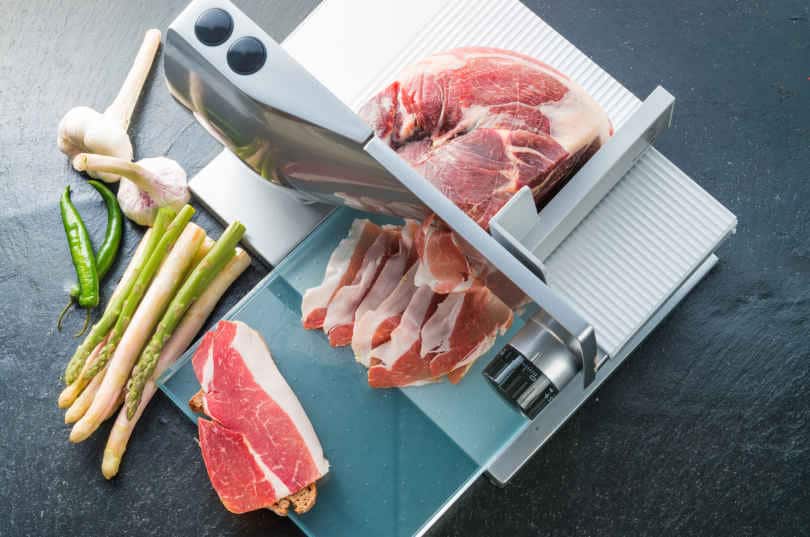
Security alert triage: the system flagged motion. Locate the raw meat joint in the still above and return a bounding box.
[191,320,329,515]
[360,46,612,229]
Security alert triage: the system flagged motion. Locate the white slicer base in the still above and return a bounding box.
[190,149,331,266]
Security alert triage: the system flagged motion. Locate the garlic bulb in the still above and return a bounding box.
[57,30,161,183]
[73,154,191,227]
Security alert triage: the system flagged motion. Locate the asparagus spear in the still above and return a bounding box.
[65,362,109,424]
[62,218,166,386]
[190,236,215,271]
[102,249,250,478]
[59,334,110,409]
[124,221,246,418]
[81,205,195,383]
[69,222,206,443]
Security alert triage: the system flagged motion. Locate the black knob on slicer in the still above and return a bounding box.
[484,345,559,419]
[195,8,234,46]
[227,36,267,75]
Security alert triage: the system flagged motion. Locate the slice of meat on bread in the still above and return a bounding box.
[189,389,320,516]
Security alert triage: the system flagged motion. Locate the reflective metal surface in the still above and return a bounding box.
[165,0,428,215]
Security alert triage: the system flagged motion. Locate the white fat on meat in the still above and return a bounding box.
[322,225,399,345]
[206,321,329,478]
[538,87,611,154]
[244,435,291,499]
[352,262,418,367]
[301,219,381,329]
[420,286,513,379]
[353,220,418,325]
[413,219,474,294]
[369,285,437,369]
[420,292,466,356]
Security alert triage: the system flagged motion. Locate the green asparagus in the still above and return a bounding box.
[124,221,246,417]
[63,210,171,385]
[82,205,195,383]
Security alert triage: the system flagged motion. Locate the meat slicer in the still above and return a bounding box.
[158,0,737,535]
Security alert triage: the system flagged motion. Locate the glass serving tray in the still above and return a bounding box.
[158,208,529,537]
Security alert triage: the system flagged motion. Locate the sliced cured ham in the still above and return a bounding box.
[193,321,329,514]
[421,285,513,381]
[352,263,418,367]
[353,219,419,324]
[414,215,529,310]
[367,286,445,388]
[413,216,472,294]
[322,225,400,347]
[301,219,382,330]
[301,217,517,388]
[413,215,492,294]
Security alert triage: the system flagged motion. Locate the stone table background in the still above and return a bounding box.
[1,1,807,536]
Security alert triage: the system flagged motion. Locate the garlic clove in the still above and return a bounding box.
[73,153,191,227]
[57,29,161,183]
[57,107,104,159]
[78,118,134,183]
[105,29,162,129]
[117,178,157,226]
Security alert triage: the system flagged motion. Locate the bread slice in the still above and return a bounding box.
[268,482,318,516]
[189,390,205,414]
[189,389,319,516]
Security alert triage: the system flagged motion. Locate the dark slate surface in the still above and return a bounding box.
[0,1,807,536]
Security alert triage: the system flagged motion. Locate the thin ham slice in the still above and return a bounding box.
[353,220,419,323]
[413,214,495,295]
[415,215,529,310]
[421,284,513,381]
[413,215,473,294]
[322,225,400,346]
[193,321,329,513]
[352,263,418,367]
[301,219,382,330]
[367,285,444,388]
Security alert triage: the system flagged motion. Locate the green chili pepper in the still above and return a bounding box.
[66,181,122,300]
[86,180,122,280]
[60,186,99,308]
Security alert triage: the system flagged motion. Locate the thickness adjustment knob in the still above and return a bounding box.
[227,36,266,75]
[195,8,233,46]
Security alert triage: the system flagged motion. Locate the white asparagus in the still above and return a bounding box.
[104,393,124,422]
[65,362,109,424]
[70,224,206,443]
[103,229,155,316]
[189,236,215,273]
[101,249,250,479]
[59,335,109,409]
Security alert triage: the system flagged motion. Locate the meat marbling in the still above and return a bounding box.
[360,46,612,229]
[193,321,329,513]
